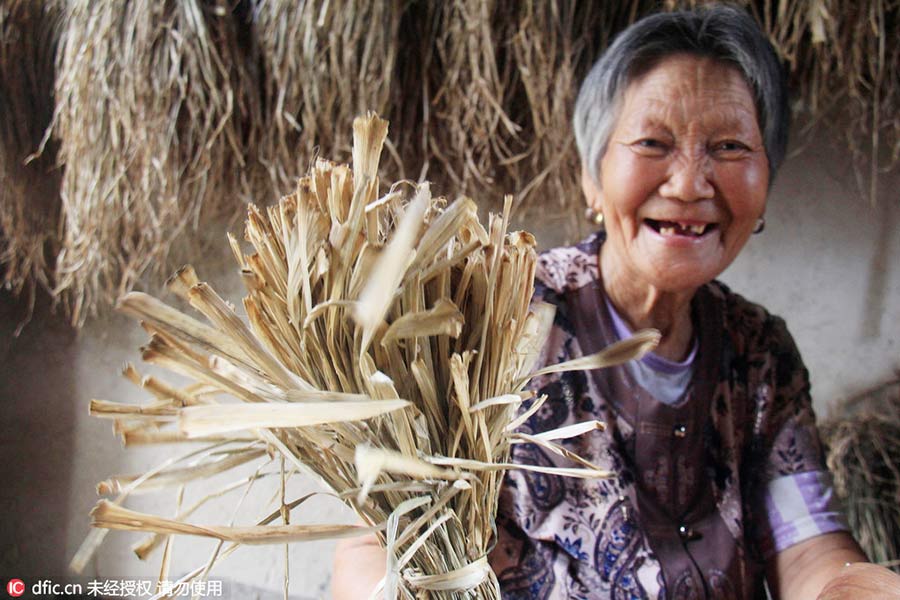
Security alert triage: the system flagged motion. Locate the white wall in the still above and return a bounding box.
[1,132,897,597]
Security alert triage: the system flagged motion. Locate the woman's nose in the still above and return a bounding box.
[659,153,714,202]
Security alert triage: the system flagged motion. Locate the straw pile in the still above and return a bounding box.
[821,379,900,573]
[75,113,658,598]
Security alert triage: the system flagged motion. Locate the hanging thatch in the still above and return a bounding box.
[0,0,62,323]
[50,0,262,326]
[1,0,897,324]
[253,1,403,194]
[426,0,518,193]
[821,379,900,573]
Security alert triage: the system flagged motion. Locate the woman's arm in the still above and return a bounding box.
[752,317,900,597]
[331,534,387,600]
[767,531,900,599]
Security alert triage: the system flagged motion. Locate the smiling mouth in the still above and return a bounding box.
[645,219,716,238]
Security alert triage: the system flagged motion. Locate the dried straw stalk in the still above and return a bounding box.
[79,113,658,598]
[415,1,664,229]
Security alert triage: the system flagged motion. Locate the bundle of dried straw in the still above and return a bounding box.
[822,379,900,573]
[75,113,658,598]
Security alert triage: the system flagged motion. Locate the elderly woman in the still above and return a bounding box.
[334,5,900,598]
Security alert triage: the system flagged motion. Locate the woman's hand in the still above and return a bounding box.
[767,531,900,599]
[331,534,387,600]
[817,562,900,599]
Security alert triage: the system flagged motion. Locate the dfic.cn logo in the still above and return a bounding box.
[6,579,25,597]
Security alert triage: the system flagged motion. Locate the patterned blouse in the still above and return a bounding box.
[488,232,848,599]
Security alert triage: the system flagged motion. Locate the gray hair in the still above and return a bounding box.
[573,5,789,185]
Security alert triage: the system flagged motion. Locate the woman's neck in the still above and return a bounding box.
[600,246,697,361]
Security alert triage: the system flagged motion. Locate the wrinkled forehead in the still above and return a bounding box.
[616,54,761,133]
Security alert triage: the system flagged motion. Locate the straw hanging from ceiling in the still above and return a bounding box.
[1,0,896,325]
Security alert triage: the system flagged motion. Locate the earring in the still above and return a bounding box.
[753,216,765,234]
[584,207,604,227]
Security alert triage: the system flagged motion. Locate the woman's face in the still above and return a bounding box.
[585,53,769,293]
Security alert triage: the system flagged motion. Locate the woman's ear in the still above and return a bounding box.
[580,167,603,213]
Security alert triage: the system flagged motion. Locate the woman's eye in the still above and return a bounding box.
[632,138,669,154]
[713,140,749,154]
[638,139,664,148]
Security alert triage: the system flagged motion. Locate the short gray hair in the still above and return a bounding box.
[573,5,789,185]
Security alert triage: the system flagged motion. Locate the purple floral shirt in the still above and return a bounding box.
[489,233,848,599]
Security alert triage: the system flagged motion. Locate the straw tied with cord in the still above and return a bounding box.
[76,113,659,598]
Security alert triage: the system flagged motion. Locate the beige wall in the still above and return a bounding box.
[1,132,898,596]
